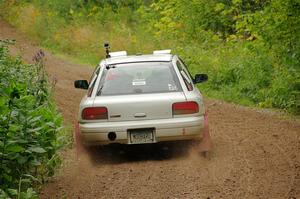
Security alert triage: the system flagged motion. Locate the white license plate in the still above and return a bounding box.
[129,129,154,144]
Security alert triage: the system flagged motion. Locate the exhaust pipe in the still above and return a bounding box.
[108,132,116,141]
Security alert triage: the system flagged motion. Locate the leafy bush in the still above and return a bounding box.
[0,40,64,198]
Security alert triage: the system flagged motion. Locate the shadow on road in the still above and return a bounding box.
[81,141,197,165]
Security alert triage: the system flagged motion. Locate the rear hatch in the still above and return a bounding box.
[93,92,186,122]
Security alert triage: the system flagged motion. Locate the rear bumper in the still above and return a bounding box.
[79,116,204,145]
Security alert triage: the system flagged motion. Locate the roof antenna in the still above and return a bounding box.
[104,42,111,58]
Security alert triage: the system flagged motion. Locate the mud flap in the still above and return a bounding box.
[199,108,213,157]
[75,123,84,159]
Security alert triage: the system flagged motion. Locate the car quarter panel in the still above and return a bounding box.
[172,56,205,115]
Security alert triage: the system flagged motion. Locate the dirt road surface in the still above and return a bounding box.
[1,19,299,199]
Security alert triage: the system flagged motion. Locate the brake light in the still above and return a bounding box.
[172,101,199,115]
[82,107,108,120]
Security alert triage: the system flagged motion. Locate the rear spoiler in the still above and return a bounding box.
[109,51,127,57]
[153,49,171,55]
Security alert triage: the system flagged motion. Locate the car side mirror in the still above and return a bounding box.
[193,74,208,84]
[74,80,89,89]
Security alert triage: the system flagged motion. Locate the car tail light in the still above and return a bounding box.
[82,107,108,120]
[172,101,199,115]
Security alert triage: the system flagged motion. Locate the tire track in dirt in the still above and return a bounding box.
[1,19,299,199]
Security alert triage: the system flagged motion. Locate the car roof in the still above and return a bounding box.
[101,54,173,65]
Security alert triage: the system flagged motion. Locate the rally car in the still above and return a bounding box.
[74,45,208,146]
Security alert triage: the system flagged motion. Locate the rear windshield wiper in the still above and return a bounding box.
[106,65,116,70]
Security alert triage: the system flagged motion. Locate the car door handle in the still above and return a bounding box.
[134,113,146,118]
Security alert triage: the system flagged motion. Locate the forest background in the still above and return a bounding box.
[0,0,299,114]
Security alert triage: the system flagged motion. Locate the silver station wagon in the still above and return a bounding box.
[75,46,208,146]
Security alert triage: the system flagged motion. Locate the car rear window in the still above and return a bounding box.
[97,62,182,96]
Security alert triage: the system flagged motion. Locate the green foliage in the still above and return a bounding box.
[181,41,299,113]
[0,40,64,198]
[0,0,299,114]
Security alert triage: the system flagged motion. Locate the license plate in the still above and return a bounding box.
[129,128,154,144]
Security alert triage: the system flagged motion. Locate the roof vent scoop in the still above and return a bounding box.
[153,49,171,55]
[109,51,127,57]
